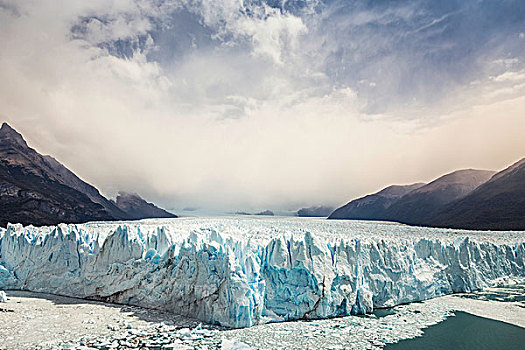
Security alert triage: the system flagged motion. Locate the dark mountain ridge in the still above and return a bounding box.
[426,159,525,230]
[0,122,176,227]
[0,123,115,226]
[112,192,176,220]
[382,169,495,225]
[329,161,525,230]
[329,163,525,231]
[0,123,128,219]
[328,183,425,220]
[297,205,335,217]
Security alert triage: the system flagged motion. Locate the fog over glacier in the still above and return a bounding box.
[1,1,525,213]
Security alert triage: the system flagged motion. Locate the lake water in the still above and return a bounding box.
[385,311,525,350]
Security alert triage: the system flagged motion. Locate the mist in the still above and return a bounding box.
[1,0,524,213]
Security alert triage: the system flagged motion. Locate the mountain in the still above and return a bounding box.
[113,192,177,220]
[0,122,117,226]
[297,205,335,217]
[328,183,425,220]
[40,155,127,219]
[235,210,275,216]
[0,122,176,227]
[426,159,525,230]
[382,169,495,225]
[255,210,274,216]
[0,123,128,220]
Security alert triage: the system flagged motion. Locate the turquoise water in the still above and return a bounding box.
[385,311,525,350]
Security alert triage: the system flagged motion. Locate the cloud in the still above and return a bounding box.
[180,1,310,64]
[308,0,525,115]
[236,11,307,64]
[1,0,524,213]
[491,69,525,82]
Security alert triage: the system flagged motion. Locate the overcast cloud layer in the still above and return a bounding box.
[1,0,525,213]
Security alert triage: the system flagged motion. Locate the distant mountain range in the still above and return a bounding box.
[297,205,334,217]
[0,122,176,227]
[329,160,525,230]
[112,192,176,220]
[380,169,495,225]
[426,159,525,230]
[329,183,425,221]
[3,121,522,230]
[235,210,275,216]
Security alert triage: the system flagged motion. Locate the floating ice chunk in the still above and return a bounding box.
[221,338,253,350]
[0,290,6,302]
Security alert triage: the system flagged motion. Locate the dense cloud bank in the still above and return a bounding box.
[1,1,525,212]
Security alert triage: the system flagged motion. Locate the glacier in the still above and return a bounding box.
[0,217,524,328]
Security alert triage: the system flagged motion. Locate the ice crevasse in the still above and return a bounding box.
[0,217,524,328]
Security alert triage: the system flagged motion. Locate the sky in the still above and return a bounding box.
[1,0,524,214]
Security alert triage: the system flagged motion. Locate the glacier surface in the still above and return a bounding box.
[0,217,524,328]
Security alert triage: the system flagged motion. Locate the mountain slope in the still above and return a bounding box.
[0,122,128,220]
[113,192,177,220]
[0,123,115,226]
[426,159,525,230]
[328,183,425,220]
[41,155,128,219]
[382,169,495,225]
[0,122,178,227]
[297,205,335,217]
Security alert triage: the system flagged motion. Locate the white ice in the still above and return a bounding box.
[0,217,524,328]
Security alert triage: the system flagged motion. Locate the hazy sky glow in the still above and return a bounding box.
[1,0,525,213]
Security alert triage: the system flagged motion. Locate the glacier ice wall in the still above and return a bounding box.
[0,217,524,328]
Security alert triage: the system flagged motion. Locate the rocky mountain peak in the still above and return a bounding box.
[0,122,29,149]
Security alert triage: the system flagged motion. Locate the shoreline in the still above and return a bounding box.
[1,286,524,349]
